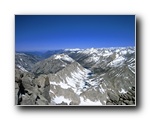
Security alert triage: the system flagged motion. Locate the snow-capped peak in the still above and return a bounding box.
[54,54,74,62]
[79,48,98,54]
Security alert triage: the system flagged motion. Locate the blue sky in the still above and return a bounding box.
[15,15,135,51]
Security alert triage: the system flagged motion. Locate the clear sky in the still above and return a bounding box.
[15,15,135,51]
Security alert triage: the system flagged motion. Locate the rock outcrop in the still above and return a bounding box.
[106,86,135,105]
[15,69,50,105]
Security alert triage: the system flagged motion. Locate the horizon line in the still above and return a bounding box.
[16,46,135,52]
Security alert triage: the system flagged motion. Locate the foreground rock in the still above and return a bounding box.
[15,69,50,105]
[106,86,135,105]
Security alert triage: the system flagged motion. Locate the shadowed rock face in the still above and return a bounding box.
[15,47,135,105]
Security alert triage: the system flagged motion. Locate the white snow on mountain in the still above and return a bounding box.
[50,81,70,89]
[51,96,71,105]
[128,49,134,54]
[17,64,28,72]
[65,48,81,51]
[108,56,126,67]
[79,97,103,105]
[78,48,98,54]
[120,50,127,55]
[54,54,74,62]
[65,67,91,93]
[20,58,23,61]
[119,88,127,94]
[102,51,113,57]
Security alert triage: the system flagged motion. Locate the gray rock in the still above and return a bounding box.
[15,68,51,105]
[107,91,119,102]
[123,100,130,104]
[118,101,122,105]
[36,99,49,105]
[127,94,132,100]
[69,101,79,105]
[121,94,128,100]
[15,89,19,105]
[127,91,132,96]
[119,98,123,101]
[106,102,114,105]
[121,102,126,105]
[128,101,134,105]
[21,94,35,105]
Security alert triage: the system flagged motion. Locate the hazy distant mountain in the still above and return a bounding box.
[42,50,65,59]
[15,47,135,105]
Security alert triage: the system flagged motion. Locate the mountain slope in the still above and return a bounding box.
[15,53,40,72]
[32,54,75,76]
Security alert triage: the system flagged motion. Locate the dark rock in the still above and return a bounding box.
[121,94,128,100]
[132,86,135,91]
[132,96,135,101]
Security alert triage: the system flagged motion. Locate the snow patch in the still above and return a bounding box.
[20,58,23,61]
[17,65,28,72]
[79,97,102,105]
[54,54,74,62]
[50,81,70,89]
[52,96,71,105]
[80,48,98,54]
[119,88,127,94]
[103,51,113,57]
[121,50,127,55]
[99,84,105,94]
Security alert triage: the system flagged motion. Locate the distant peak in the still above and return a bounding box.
[64,48,81,51]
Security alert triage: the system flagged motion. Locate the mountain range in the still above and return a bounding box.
[15,47,135,105]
